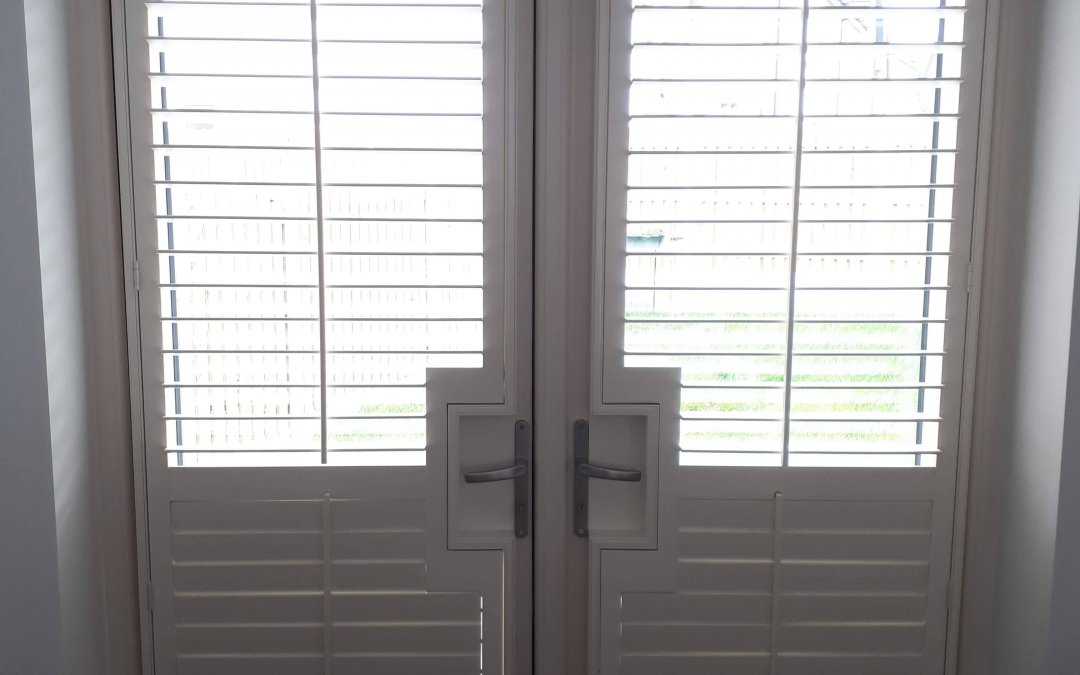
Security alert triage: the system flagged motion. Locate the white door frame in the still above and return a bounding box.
[533,0,602,670]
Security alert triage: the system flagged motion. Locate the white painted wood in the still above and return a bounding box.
[532,0,599,668]
[949,1,999,672]
[584,1,991,674]
[114,0,533,672]
[114,0,995,671]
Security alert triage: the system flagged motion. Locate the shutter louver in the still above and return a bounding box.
[147,0,485,467]
[621,0,969,467]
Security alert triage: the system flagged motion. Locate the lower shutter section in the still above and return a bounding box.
[618,495,935,675]
[168,495,482,675]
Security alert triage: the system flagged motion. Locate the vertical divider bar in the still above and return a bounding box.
[156,16,185,466]
[322,492,334,674]
[780,0,812,467]
[915,1,948,466]
[309,0,330,464]
[768,491,784,675]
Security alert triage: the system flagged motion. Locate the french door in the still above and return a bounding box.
[117,0,533,673]
[117,0,988,673]
[567,0,988,673]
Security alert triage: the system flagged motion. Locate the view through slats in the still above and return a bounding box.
[621,0,968,467]
[148,0,485,467]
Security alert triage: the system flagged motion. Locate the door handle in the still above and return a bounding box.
[576,462,641,482]
[461,419,530,538]
[463,461,527,483]
[574,418,642,537]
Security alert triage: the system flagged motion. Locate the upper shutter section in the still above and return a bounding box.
[616,0,975,467]
[142,0,487,467]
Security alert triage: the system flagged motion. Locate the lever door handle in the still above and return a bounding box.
[461,419,530,538]
[464,460,528,483]
[576,462,641,482]
[574,418,642,537]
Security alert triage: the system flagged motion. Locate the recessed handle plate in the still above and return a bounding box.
[574,418,642,537]
[462,419,530,538]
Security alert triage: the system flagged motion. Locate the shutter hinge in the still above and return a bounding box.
[146,582,154,612]
[966,263,974,294]
[132,259,141,293]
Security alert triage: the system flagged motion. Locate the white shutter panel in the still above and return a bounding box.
[621,0,971,468]
[596,0,984,673]
[146,0,485,467]
[790,0,965,467]
[126,2,520,674]
[149,0,323,467]
[623,0,804,467]
[316,0,485,465]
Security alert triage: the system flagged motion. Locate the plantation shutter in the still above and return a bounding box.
[146,0,485,467]
[124,2,528,673]
[593,1,985,672]
[619,0,971,467]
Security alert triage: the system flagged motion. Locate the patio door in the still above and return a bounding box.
[116,0,533,673]
[572,0,989,673]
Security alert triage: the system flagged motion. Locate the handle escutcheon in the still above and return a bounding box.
[574,418,642,537]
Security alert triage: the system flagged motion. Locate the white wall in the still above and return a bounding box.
[1033,5,1080,673]
[0,1,65,672]
[961,0,1080,673]
[0,1,132,672]
[24,0,112,672]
